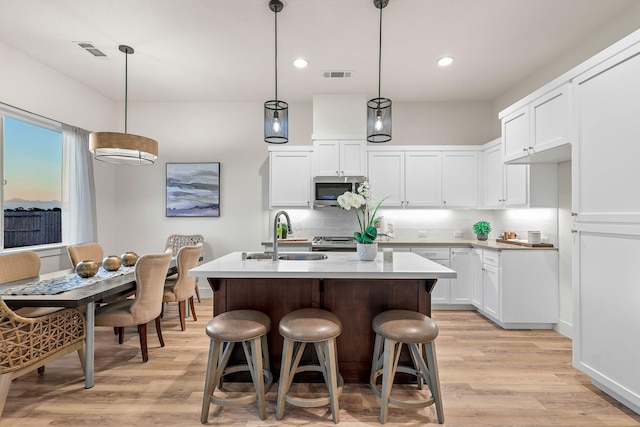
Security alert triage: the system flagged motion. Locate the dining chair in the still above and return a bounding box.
[164,234,204,303]
[0,298,86,418]
[67,242,104,268]
[0,252,62,318]
[161,243,203,331]
[94,252,172,363]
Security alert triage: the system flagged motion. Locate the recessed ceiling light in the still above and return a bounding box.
[437,56,454,67]
[293,58,309,68]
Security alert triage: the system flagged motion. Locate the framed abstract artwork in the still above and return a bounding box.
[166,162,220,217]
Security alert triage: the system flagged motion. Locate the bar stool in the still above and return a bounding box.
[200,310,273,423]
[370,309,444,424]
[276,308,344,424]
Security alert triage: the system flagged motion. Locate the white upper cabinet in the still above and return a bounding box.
[502,106,530,162]
[442,151,478,208]
[367,151,405,207]
[404,151,442,207]
[501,83,572,164]
[313,140,366,177]
[269,148,312,208]
[572,46,640,219]
[368,147,480,209]
[483,138,556,208]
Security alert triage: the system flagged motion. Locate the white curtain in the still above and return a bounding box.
[63,125,97,244]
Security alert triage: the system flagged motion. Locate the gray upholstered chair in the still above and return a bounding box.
[67,242,104,269]
[0,299,86,418]
[161,243,203,330]
[164,234,204,302]
[94,252,172,362]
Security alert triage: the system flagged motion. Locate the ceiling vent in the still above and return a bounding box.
[323,71,353,79]
[75,42,107,57]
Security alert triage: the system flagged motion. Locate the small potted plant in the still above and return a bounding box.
[473,221,491,241]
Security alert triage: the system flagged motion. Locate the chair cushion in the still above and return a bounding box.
[279,308,342,342]
[94,299,136,326]
[14,306,64,317]
[206,310,271,342]
[372,310,439,344]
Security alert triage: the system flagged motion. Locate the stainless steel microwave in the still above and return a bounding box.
[313,176,365,207]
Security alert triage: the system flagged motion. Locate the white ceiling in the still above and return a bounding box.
[0,0,637,103]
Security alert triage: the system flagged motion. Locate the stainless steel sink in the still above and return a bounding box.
[278,253,327,261]
[244,252,273,260]
[243,252,327,261]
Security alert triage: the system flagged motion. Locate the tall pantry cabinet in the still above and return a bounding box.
[572,35,640,414]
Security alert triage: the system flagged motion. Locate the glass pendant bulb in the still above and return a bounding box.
[374,110,383,131]
[272,111,281,133]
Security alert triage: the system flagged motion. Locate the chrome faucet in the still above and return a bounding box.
[272,210,292,261]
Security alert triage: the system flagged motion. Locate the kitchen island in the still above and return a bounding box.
[189,251,456,383]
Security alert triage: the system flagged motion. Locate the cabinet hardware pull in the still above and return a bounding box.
[571,229,577,233]
[571,212,578,216]
[528,146,534,151]
[523,148,528,152]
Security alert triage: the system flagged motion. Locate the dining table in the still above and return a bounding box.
[0,258,179,389]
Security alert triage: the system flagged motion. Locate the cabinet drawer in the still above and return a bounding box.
[411,247,450,260]
[482,250,501,267]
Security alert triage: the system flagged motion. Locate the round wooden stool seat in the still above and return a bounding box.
[206,309,271,342]
[201,310,273,423]
[372,309,439,343]
[279,308,342,342]
[276,308,343,424]
[370,310,444,424]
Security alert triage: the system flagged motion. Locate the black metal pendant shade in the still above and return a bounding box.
[367,0,392,143]
[265,0,288,144]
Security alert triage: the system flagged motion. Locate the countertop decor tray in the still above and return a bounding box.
[496,239,554,247]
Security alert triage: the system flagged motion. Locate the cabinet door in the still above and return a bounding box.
[430,259,451,304]
[270,151,311,208]
[313,140,340,176]
[484,144,504,208]
[442,151,478,208]
[404,151,442,207]
[502,106,530,162]
[483,264,501,321]
[450,248,473,303]
[471,249,483,309]
[340,140,366,176]
[573,47,640,218]
[367,151,404,207]
[531,84,570,153]
[504,164,528,206]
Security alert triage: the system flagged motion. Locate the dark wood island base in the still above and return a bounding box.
[208,277,436,383]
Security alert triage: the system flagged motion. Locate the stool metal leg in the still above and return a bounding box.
[201,340,222,423]
[424,341,444,424]
[325,338,340,424]
[380,338,402,424]
[242,338,267,420]
[276,337,295,420]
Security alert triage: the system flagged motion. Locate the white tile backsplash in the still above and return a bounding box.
[272,207,557,245]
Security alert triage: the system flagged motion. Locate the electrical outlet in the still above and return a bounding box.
[418,230,427,238]
[454,230,463,238]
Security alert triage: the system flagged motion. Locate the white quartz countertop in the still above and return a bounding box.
[189,251,457,280]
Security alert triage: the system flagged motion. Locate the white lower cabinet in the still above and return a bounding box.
[471,248,483,308]
[412,247,473,309]
[475,248,558,329]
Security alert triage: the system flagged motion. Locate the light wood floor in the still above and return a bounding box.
[2,298,639,426]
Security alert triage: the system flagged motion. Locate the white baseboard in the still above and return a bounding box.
[554,318,572,338]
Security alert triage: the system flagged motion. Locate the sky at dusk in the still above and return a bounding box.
[3,116,62,204]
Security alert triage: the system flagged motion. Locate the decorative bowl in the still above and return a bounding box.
[120,251,139,267]
[102,255,122,271]
[75,260,99,278]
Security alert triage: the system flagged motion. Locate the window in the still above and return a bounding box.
[2,114,64,249]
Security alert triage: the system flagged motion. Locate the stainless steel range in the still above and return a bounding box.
[311,236,357,251]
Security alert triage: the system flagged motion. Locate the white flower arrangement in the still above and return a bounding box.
[337,181,385,244]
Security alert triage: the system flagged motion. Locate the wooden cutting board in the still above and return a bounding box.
[496,239,554,248]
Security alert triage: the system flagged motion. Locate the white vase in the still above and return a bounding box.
[356,243,378,261]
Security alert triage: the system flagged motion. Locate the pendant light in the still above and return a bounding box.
[264,0,288,144]
[89,45,158,165]
[367,0,392,143]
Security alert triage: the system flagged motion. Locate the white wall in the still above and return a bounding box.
[0,41,118,272]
